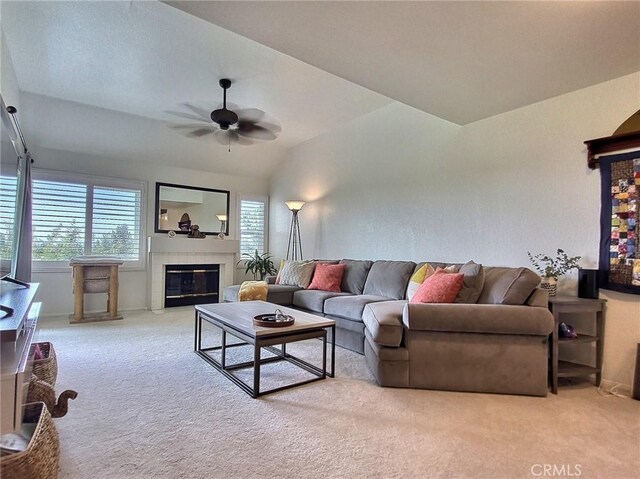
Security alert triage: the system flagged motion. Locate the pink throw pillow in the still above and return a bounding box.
[308,263,346,292]
[410,268,464,304]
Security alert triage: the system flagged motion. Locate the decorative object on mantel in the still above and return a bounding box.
[216,214,227,239]
[238,249,277,280]
[69,256,124,323]
[585,110,640,295]
[178,213,191,231]
[167,230,176,238]
[527,249,581,297]
[188,225,206,239]
[285,201,305,260]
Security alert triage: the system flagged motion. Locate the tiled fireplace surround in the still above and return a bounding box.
[148,236,239,310]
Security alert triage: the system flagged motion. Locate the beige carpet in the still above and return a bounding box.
[38,307,639,479]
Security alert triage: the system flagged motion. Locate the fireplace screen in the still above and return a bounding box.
[164,264,220,307]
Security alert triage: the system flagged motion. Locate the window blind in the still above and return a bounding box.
[0,176,17,260]
[91,186,142,260]
[32,180,87,261]
[240,199,266,255]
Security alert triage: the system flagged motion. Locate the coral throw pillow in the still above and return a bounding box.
[308,263,346,292]
[410,268,464,304]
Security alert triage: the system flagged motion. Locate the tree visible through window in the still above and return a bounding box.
[0,172,144,266]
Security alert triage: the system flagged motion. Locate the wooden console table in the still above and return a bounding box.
[548,296,606,394]
[70,257,124,323]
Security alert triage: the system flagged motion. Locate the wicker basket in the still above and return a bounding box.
[26,375,77,419]
[32,342,58,386]
[0,402,60,479]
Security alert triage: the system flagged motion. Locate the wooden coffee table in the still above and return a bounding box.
[194,301,336,398]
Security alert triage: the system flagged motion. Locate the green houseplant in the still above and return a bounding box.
[527,249,581,296]
[238,250,277,280]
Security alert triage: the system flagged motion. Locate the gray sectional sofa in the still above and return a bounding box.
[223,259,554,396]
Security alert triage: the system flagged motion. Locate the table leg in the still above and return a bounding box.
[330,325,336,378]
[253,344,261,398]
[108,265,118,318]
[551,310,559,394]
[596,308,605,386]
[322,330,327,379]
[221,330,227,369]
[194,311,198,352]
[73,265,84,321]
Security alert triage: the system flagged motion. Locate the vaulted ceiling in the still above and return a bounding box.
[1,1,638,178]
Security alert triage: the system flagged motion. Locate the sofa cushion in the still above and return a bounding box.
[363,260,416,300]
[455,261,485,304]
[324,294,390,321]
[406,263,457,300]
[362,301,406,347]
[264,284,302,305]
[411,269,464,304]
[292,289,351,313]
[238,281,268,301]
[308,263,347,292]
[364,328,409,361]
[339,259,374,294]
[278,260,316,288]
[477,267,541,305]
[223,284,300,305]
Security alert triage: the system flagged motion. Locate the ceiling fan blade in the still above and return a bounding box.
[182,103,212,121]
[214,129,230,145]
[237,108,265,123]
[165,110,209,122]
[188,128,215,138]
[168,123,211,130]
[236,122,277,140]
[230,130,253,146]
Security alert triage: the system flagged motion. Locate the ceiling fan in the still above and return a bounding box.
[168,79,281,151]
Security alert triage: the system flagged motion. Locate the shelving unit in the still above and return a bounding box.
[548,296,606,394]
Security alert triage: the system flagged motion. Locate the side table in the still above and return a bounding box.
[548,296,606,394]
[69,257,124,323]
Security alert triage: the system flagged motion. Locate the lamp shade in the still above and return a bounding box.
[285,201,305,212]
[216,214,228,221]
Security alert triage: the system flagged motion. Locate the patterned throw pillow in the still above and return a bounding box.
[238,281,268,301]
[308,263,347,292]
[406,263,457,300]
[277,261,316,288]
[410,268,464,304]
[275,259,286,284]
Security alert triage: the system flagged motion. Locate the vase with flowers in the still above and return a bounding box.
[527,249,581,297]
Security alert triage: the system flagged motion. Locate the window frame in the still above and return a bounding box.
[31,169,147,272]
[237,193,269,258]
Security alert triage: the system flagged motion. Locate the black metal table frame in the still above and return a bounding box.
[194,309,335,398]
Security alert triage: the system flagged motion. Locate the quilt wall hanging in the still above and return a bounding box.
[598,150,640,295]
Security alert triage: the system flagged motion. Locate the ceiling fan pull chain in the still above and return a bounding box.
[228,133,231,153]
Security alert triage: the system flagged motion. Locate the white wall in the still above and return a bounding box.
[27,145,268,317]
[1,29,21,178]
[270,72,640,389]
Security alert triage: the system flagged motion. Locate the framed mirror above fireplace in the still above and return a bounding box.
[155,182,230,236]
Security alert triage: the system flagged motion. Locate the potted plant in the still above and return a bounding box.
[238,250,277,281]
[527,249,581,296]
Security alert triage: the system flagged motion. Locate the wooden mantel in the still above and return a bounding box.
[584,130,640,169]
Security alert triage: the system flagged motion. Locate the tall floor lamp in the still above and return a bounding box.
[285,201,305,260]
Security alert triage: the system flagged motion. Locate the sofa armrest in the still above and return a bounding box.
[403,303,553,336]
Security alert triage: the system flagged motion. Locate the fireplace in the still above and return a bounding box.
[164,264,220,307]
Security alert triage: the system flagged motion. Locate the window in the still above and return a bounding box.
[0,176,17,260]
[0,170,145,269]
[238,195,268,256]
